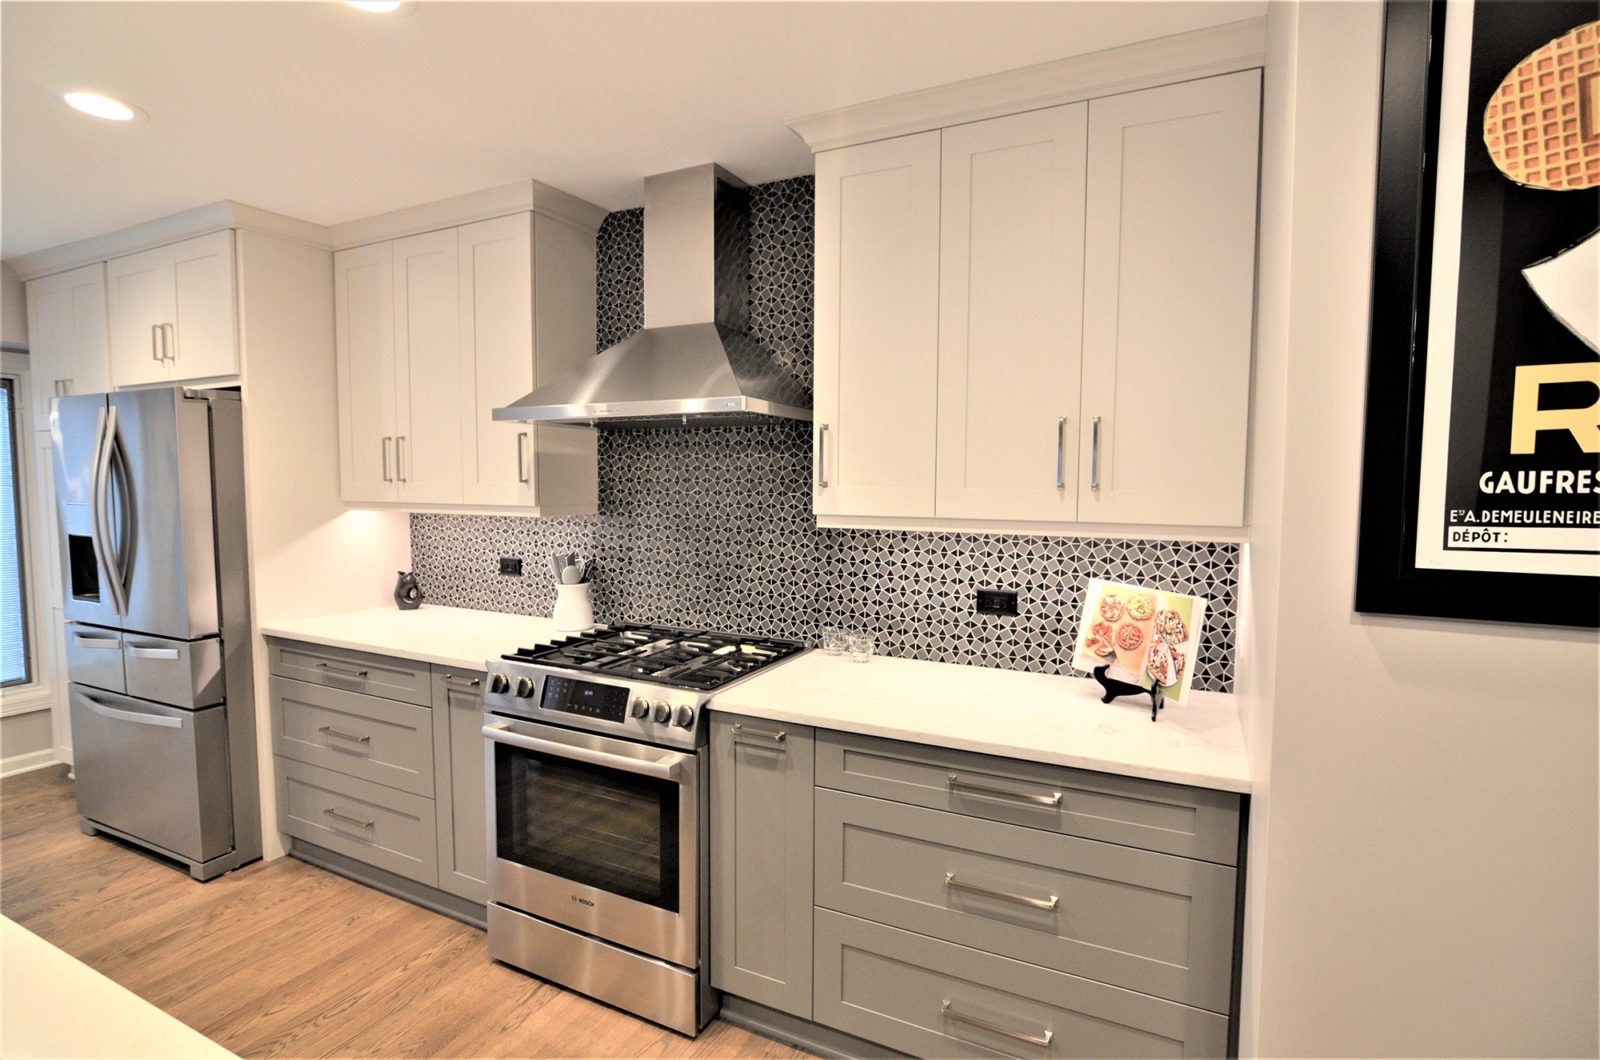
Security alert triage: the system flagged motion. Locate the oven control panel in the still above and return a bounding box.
[540,676,629,723]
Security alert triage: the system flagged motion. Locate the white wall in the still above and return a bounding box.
[235,229,410,859]
[1245,3,1599,1055]
[1,262,27,347]
[0,710,55,776]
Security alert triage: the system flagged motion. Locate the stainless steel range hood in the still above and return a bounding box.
[494,165,812,428]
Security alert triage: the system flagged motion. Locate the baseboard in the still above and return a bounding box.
[718,996,906,1059]
[1,749,59,778]
[289,840,488,930]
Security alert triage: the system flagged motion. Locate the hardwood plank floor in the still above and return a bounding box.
[1,766,811,1059]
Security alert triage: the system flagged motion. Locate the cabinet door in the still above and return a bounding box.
[814,132,942,519]
[1078,71,1260,526]
[432,668,488,903]
[710,715,815,1019]
[393,228,463,505]
[335,242,398,503]
[164,230,239,381]
[936,104,1087,522]
[106,245,176,388]
[25,263,110,424]
[457,215,535,507]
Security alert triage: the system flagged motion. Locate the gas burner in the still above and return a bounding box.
[503,624,806,693]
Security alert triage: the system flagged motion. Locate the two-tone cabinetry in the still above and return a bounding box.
[711,718,1245,1057]
[334,211,599,513]
[267,639,488,914]
[812,71,1261,528]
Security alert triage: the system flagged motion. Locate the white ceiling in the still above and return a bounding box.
[1,0,1264,259]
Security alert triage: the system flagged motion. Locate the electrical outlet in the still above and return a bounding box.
[976,589,1018,616]
[498,556,524,576]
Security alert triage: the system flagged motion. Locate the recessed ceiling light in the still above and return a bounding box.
[345,0,416,14]
[62,91,146,122]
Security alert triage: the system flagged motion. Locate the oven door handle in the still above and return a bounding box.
[483,724,682,781]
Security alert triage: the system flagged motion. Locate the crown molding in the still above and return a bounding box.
[787,16,1267,153]
[328,179,609,250]
[7,201,331,281]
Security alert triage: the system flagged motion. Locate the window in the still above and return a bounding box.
[0,377,30,686]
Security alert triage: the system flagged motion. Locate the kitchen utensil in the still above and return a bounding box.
[580,558,596,583]
[561,563,583,585]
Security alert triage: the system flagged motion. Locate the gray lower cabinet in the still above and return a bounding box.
[710,715,815,1019]
[431,667,488,903]
[267,638,489,917]
[814,909,1229,1059]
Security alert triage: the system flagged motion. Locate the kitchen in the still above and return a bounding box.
[0,2,1595,1059]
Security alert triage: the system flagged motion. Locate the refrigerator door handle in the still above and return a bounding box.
[108,422,135,613]
[94,406,130,616]
[88,406,118,616]
[81,694,183,729]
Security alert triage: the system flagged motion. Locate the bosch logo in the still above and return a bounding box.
[571,895,595,907]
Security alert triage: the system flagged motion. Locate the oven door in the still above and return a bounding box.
[484,716,701,967]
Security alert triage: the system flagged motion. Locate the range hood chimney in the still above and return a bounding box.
[493,165,812,428]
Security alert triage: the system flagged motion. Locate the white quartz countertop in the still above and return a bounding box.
[710,651,1251,793]
[260,605,564,673]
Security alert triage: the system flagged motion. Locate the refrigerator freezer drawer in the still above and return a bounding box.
[123,634,223,708]
[69,686,233,864]
[65,627,125,693]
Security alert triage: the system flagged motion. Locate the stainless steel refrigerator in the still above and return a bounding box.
[51,387,259,880]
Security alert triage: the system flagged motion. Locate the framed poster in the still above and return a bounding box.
[1356,0,1599,627]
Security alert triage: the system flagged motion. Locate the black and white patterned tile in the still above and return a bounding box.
[410,175,1241,691]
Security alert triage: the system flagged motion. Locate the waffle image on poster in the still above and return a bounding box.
[1073,579,1208,705]
[1483,20,1600,191]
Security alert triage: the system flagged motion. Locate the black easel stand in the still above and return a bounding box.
[1093,665,1164,722]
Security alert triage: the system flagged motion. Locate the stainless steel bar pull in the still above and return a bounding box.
[516,432,530,484]
[396,436,406,482]
[382,437,393,483]
[1056,417,1068,489]
[127,646,180,660]
[162,322,176,362]
[318,725,371,744]
[483,724,682,781]
[944,872,1059,911]
[940,1001,1054,1047]
[316,662,369,679]
[947,773,1063,807]
[1090,416,1102,491]
[150,324,161,363]
[442,673,481,688]
[731,723,786,746]
[323,807,375,829]
[816,424,829,488]
[73,633,120,649]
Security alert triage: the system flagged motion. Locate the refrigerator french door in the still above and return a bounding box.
[51,387,259,880]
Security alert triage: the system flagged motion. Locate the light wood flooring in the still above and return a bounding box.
[1,766,810,1059]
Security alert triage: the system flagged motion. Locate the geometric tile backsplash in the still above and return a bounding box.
[411,176,1240,691]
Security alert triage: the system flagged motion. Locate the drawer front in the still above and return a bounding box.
[124,634,223,708]
[272,677,434,797]
[268,639,432,706]
[815,910,1228,1059]
[816,789,1235,1012]
[276,757,438,886]
[817,730,1240,864]
[65,627,125,693]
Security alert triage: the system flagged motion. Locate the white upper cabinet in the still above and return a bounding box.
[106,230,238,387]
[392,228,464,506]
[810,68,1262,530]
[335,242,398,504]
[25,263,110,425]
[1077,71,1260,526]
[935,103,1087,522]
[335,211,597,514]
[814,131,943,519]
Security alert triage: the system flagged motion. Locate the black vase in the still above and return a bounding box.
[394,571,424,611]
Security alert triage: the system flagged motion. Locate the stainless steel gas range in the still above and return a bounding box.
[481,625,807,1035]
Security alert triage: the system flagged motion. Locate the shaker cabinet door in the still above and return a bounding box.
[26,263,110,424]
[1077,71,1260,527]
[392,227,463,505]
[107,231,238,388]
[813,131,942,519]
[335,242,399,503]
[432,667,489,903]
[710,714,815,1019]
[935,103,1088,522]
[457,214,535,508]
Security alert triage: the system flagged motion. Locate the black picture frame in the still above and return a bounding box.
[1354,0,1599,628]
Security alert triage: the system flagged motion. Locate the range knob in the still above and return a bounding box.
[652,701,672,723]
[672,704,695,729]
[629,698,650,719]
[515,677,536,699]
[487,673,510,695]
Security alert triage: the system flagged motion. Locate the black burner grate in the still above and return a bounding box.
[503,625,807,692]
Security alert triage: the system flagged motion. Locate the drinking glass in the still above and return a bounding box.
[848,633,874,663]
[821,626,848,656]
